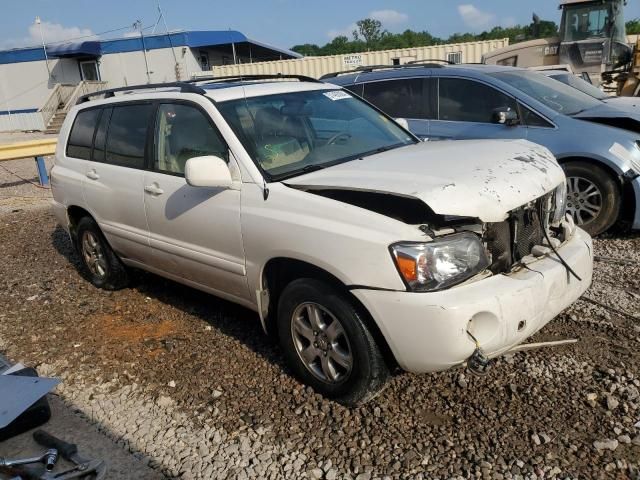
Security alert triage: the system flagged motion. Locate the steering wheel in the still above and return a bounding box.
[326,131,352,145]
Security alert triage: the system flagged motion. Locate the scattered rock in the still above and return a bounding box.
[593,439,619,452]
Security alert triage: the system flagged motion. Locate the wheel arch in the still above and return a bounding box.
[556,156,632,226]
[260,257,398,370]
[66,205,96,246]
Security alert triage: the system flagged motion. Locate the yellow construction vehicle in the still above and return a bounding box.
[484,0,637,94]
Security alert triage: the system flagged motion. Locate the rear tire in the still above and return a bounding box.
[277,278,389,406]
[563,161,620,236]
[75,216,129,290]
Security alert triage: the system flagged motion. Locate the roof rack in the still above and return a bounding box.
[186,73,322,84]
[77,82,206,104]
[406,59,454,65]
[319,63,447,80]
[76,74,322,104]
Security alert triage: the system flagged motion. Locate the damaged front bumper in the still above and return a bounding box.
[352,227,593,374]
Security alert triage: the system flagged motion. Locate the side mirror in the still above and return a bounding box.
[185,156,232,188]
[394,118,410,130]
[492,108,519,126]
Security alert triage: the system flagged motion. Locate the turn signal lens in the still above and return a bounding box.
[396,254,417,282]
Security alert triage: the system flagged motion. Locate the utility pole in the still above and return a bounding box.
[156,0,180,80]
[230,28,237,65]
[35,16,52,83]
[134,20,152,83]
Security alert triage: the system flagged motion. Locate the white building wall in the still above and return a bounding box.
[98,46,192,86]
[0,112,45,131]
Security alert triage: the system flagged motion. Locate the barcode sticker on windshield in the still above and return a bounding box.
[323,91,351,101]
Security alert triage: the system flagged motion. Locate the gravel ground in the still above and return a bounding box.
[0,197,639,479]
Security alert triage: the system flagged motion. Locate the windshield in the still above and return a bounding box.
[490,71,601,115]
[550,73,608,100]
[561,1,626,43]
[217,89,416,181]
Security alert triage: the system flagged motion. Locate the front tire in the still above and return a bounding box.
[277,278,389,406]
[563,161,620,236]
[75,216,129,290]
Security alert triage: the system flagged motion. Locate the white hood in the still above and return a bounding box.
[286,139,565,223]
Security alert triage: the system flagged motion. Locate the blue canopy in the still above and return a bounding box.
[47,41,101,58]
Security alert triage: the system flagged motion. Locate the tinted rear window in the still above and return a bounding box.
[362,78,428,119]
[67,109,100,160]
[105,104,154,168]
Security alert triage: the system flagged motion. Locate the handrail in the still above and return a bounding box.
[39,84,74,127]
[63,81,108,112]
[39,81,108,128]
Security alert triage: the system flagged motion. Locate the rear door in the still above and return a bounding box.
[80,102,154,265]
[142,101,249,301]
[360,77,432,139]
[429,77,528,141]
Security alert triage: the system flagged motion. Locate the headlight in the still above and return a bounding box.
[391,233,490,292]
[552,181,568,225]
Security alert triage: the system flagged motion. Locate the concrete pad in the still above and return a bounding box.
[0,394,164,480]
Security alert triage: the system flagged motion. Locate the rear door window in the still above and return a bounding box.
[66,108,100,160]
[105,104,154,168]
[438,78,517,123]
[362,78,429,119]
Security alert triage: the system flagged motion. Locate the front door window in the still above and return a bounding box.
[80,60,100,81]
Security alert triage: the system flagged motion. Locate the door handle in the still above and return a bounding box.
[86,170,100,180]
[144,185,164,196]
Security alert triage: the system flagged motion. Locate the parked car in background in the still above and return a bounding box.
[51,76,592,405]
[325,64,640,236]
[540,69,640,109]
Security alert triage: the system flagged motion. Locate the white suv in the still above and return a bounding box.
[51,76,593,405]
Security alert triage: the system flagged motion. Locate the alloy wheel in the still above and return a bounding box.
[290,302,353,384]
[566,176,602,226]
[81,231,107,278]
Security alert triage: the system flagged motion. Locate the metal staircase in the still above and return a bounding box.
[39,81,108,134]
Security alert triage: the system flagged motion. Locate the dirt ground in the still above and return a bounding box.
[0,164,639,478]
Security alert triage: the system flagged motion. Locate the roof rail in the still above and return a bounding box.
[76,74,323,104]
[186,73,322,84]
[319,63,446,80]
[405,59,454,65]
[76,82,206,104]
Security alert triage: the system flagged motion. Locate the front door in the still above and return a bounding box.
[80,60,100,81]
[143,101,249,301]
[429,77,528,141]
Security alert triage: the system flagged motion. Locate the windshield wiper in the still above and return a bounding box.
[274,164,327,181]
[357,142,407,159]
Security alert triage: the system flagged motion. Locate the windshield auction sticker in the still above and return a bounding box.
[323,91,351,101]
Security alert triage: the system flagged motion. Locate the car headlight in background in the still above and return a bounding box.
[552,181,568,225]
[391,233,490,292]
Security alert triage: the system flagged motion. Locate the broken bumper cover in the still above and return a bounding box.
[352,228,593,374]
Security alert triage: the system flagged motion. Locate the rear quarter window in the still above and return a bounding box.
[66,108,100,160]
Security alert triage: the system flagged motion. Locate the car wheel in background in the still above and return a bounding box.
[563,161,621,236]
[75,216,129,290]
[277,278,389,406]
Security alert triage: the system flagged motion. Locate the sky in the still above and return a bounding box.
[2,0,640,51]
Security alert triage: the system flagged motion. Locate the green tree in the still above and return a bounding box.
[353,18,384,47]
[627,19,640,34]
[291,16,558,58]
[291,43,321,56]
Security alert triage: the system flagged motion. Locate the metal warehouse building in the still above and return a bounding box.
[0,30,300,132]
